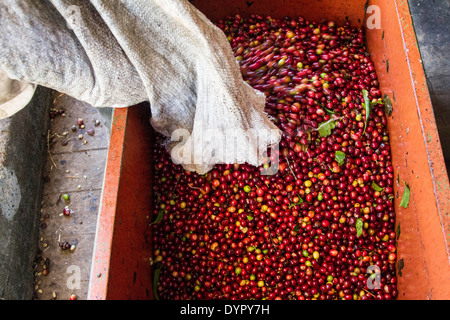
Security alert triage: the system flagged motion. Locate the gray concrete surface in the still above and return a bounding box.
[32,94,111,300]
[0,86,52,300]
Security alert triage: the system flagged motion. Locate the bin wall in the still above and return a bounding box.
[364,0,450,299]
[88,103,154,300]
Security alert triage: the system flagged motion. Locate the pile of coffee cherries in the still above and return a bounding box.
[151,14,397,300]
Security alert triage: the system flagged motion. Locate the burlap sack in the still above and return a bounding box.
[0,0,281,174]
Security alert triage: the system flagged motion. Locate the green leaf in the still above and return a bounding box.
[396,223,401,240]
[150,209,164,225]
[289,197,304,209]
[317,118,337,137]
[356,218,363,237]
[153,265,161,300]
[371,181,384,192]
[247,215,254,221]
[397,258,404,277]
[399,181,410,208]
[293,224,300,232]
[362,89,371,135]
[370,99,383,108]
[335,151,346,166]
[323,106,335,115]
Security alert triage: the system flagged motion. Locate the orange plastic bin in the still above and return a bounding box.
[88,0,450,300]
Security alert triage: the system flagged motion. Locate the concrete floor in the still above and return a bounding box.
[30,0,450,300]
[32,93,110,300]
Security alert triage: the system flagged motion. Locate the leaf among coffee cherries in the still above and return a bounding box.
[334,151,346,166]
[356,218,364,237]
[150,209,165,225]
[371,181,384,192]
[316,115,343,137]
[317,118,337,137]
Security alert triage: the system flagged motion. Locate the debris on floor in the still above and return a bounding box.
[32,92,110,300]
